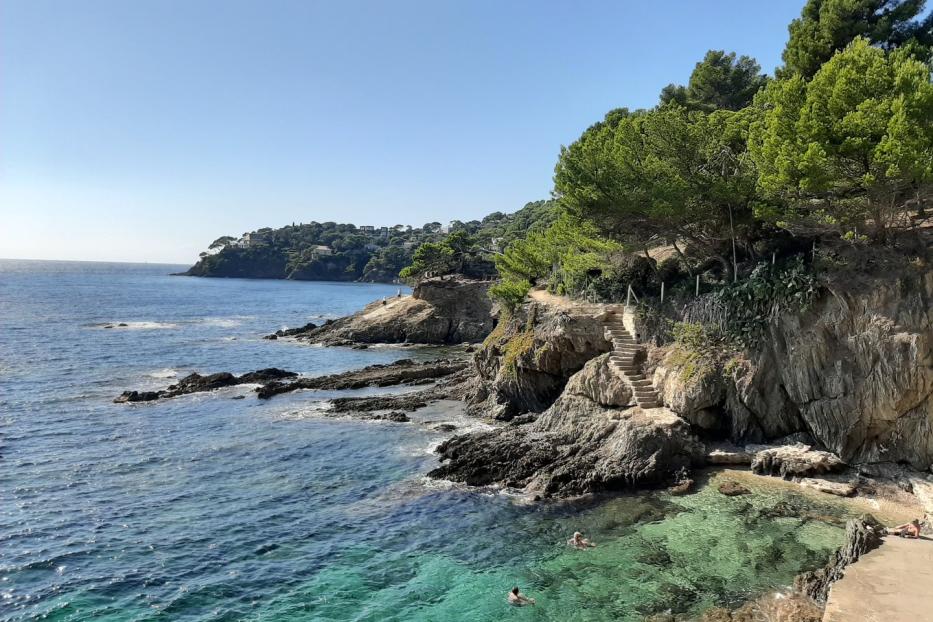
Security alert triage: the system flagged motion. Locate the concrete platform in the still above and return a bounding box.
[823,536,933,622]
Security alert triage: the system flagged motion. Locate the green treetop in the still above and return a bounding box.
[780,0,932,78]
[554,105,758,278]
[660,50,768,112]
[749,37,933,239]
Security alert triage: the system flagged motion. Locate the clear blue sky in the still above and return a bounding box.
[1,0,805,264]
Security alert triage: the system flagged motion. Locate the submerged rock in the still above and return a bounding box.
[798,477,856,497]
[368,411,410,423]
[718,481,751,496]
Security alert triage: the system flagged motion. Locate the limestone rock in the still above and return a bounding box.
[706,445,753,465]
[649,267,933,472]
[561,354,632,407]
[751,443,846,478]
[466,298,612,420]
[430,359,703,497]
[296,276,494,345]
[799,477,856,497]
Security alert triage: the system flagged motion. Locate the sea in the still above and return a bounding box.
[0,259,857,621]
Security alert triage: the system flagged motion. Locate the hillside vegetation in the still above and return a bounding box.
[185,200,556,282]
[492,0,933,318]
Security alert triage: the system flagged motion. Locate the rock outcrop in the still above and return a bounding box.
[289,276,495,345]
[651,266,933,470]
[115,368,297,402]
[466,295,613,420]
[750,443,846,478]
[256,358,468,398]
[430,355,703,497]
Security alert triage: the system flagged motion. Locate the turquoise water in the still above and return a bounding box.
[1,260,850,621]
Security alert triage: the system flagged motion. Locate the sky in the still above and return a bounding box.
[0,0,806,264]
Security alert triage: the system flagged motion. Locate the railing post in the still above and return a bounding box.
[660,281,665,304]
[626,285,632,307]
[695,274,700,297]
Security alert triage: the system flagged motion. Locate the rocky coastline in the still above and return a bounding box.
[117,267,933,619]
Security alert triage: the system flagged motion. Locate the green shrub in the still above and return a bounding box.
[489,279,532,311]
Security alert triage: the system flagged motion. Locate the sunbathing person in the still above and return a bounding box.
[889,519,922,538]
[507,587,535,606]
[567,531,596,549]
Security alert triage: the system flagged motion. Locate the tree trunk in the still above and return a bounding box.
[671,240,694,278]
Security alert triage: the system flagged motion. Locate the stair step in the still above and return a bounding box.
[629,380,653,387]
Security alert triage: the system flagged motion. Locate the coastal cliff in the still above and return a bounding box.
[651,265,933,470]
[433,258,933,498]
[465,293,611,420]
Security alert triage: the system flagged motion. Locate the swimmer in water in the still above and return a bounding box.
[567,531,596,549]
[507,587,535,606]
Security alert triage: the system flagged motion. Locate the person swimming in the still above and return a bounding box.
[567,531,596,549]
[889,519,922,538]
[507,587,535,606]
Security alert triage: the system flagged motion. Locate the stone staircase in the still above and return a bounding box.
[604,312,661,409]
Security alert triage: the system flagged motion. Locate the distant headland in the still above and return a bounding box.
[181,200,556,283]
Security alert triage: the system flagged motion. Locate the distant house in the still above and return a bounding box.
[490,237,503,252]
[359,225,375,233]
[234,233,254,248]
[403,241,417,249]
[310,245,333,257]
[440,221,455,234]
[364,243,380,252]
